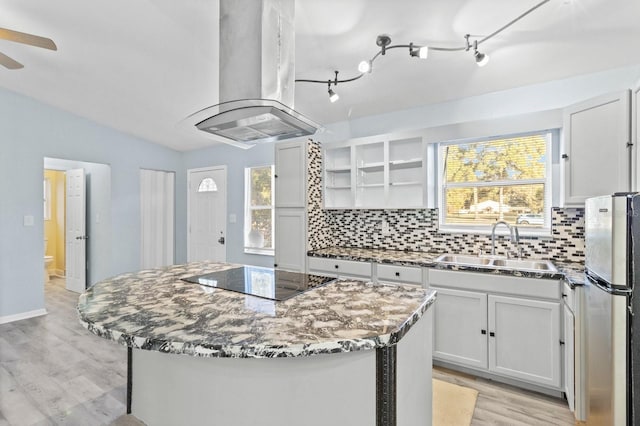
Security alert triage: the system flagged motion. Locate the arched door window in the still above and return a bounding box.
[197,177,218,193]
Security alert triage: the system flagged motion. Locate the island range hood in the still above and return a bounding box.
[193,0,319,147]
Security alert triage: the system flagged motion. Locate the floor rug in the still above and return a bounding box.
[433,378,479,426]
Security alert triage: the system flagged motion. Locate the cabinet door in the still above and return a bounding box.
[274,208,306,272]
[564,303,575,412]
[562,90,631,206]
[633,80,640,191]
[431,287,488,370]
[488,295,561,388]
[275,141,306,208]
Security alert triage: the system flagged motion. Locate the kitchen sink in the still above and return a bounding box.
[491,259,556,271]
[436,254,492,266]
[435,254,556,272]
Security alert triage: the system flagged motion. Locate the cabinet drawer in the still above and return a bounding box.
[562,281,576,313]
[377,264,422,285]
[308,257,372,278]
[428,269,561,300]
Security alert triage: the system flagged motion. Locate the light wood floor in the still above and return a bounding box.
[0,278,576,425]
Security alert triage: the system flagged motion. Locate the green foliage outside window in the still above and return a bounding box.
[441,133,550,228]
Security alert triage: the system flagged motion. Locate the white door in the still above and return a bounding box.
[632,79,640,190]
[564,303,576,412]
[488,295,561,388]
[562,90,631,205]
[431,287,488,370]
[65,168,86,293]
[274,208,305,272]
[274,140,306,208]
[188,167,227,262]
[140,169,175,269]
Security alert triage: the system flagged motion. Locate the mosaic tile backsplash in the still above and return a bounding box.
[305,141,585,264]
[320,208,585,263]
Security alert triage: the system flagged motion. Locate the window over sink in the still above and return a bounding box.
[244,165,275,255]
[438,130,555,234]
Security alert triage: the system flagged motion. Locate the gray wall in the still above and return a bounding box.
[0,87,185,319]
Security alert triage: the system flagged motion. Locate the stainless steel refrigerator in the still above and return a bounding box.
[585,193,640,425]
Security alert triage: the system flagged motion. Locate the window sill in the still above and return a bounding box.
[438,226,552,239]
[244,247,274,256]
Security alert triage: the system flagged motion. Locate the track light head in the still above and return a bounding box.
[358,60,372,73]
[474,50,490,67]
[328,87,339,103]
[409,43,429,59]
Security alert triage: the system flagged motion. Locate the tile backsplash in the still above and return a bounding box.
[306,141,585,264]
[317,208,584,263]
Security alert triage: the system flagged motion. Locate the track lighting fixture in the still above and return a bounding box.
[358,60,372,73]
[409,43,429,59]
[327,70,340,102]
[295,0,550,99]
[328,87,339,103]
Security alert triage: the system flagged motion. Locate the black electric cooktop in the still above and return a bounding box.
[182,266,336,301]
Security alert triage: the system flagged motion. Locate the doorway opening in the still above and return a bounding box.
[43,157,111,295]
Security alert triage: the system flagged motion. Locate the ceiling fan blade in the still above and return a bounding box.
[0,52,24,69]
[0,27,57,50]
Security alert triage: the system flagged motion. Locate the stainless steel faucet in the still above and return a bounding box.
[491,220,521,257]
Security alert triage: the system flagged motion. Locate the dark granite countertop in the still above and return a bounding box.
[308,247,586,285]
[77,261,436,359]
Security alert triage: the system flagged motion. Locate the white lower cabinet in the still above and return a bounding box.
[563,303,575,412]
[431,287,487,370]
[274,208,306,272]
[489,295,561,388]
[307,256,372,280]
[430,269,563,392]
[376,264,423,285]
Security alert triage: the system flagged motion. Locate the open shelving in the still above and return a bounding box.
[323,134,427,209]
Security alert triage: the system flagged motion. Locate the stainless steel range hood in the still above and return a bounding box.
[194,0,319,146]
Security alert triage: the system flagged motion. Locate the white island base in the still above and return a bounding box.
[130,310,432,426]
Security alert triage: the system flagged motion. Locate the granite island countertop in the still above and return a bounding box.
[77,261,436,359]
[308,246,586,285]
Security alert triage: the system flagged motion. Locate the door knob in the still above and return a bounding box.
[217,236,225,245]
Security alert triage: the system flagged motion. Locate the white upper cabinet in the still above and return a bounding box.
[275,140,306,208]
[324,134,426,209]
[562,90,631,206]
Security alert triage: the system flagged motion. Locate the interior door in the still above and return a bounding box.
[65,168,86,293]
[140,169,175,269]
[188,167,227,262]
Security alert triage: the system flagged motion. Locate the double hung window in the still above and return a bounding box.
[244,165,275,254]
[438,131,553,233]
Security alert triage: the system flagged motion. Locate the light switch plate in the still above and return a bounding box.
[24,215,34,226]
[229,213,237,224]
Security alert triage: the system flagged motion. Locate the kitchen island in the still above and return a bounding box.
[77,261,436,426]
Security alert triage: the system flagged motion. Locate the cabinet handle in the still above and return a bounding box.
[274,263,278,267]
[561,154,569,159]
[489,332,495,337]
[562,293,567,298]
[560,340,565,346]
[395,272,400,277]
[274,174,278,178]
[334,264,339,269]
[481,330,487,335]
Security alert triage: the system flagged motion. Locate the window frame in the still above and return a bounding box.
[436,130,554,236]
[244,165,275,255]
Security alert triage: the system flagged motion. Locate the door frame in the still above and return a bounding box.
[187,165,228,262]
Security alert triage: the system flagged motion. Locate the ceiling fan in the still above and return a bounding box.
[0,27,57,70]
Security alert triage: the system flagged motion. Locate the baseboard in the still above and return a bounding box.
[53,269,65,277]
[0,308,47,325]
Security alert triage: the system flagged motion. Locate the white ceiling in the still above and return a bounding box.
[1,0,639,151]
